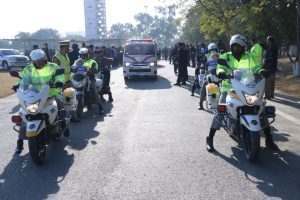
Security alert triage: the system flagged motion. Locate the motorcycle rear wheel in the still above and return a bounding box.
[28,130,46,165]
[242,126,260,162]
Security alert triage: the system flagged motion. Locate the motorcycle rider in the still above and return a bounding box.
[198,43,219,110]
[93,48,113,102]
[206,34,279,152]
[78,47,104,115]
[15,49,68,154]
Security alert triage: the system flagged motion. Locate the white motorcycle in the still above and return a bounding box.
[71,65,103,118]
[215,59,276,162]
[10,69,70,165]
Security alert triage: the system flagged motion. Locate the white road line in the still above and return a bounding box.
[276,109,300,126]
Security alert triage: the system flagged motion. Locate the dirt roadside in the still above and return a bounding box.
[276,58,300,98]
[0,72,17,98]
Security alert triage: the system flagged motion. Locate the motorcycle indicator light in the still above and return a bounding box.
[11,115,22,124]
[243,92,259,105]
[217,105,227,112]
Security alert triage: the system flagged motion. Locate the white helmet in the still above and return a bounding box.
[79,47,89,55]
[30,49,47,62]
[208,43,218,51]
[230,34,247,47]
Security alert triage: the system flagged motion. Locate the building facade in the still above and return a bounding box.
[84,0,107,39]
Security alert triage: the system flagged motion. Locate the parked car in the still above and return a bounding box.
[0,49,31,71]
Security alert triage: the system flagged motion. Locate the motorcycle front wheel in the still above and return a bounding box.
[242,125,260,162]
[28,129,46,165]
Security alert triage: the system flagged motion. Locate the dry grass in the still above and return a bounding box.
[0,72,17,98]
[277,58,300,97]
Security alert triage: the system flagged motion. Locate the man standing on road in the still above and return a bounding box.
[263,36,278,100]
[174,42,189,86]
[250,37,263,64]
[94,48,113,102]
[68,43,80,66]
[53,40,71,88]
[190,44,196,67]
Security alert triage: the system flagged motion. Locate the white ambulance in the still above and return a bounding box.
[123,39,158,81]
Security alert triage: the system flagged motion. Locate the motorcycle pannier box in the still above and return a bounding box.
[206,83,220,110]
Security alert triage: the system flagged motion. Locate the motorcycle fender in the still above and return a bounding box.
[240,115,261,132]
[26,120,45,138]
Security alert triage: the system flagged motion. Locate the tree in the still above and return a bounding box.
[31,28,61,40]
[108,23,136,39]
[14,32,31,40]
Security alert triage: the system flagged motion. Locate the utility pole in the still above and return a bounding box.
[295,0,300,76]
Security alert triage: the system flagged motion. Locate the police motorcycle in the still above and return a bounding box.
[71,60,103,118]
[10,69,70,165]
[214,59,276,162]
[204,53,221,110]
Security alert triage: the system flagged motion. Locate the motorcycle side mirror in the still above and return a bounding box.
[10,71,22,79]
[54,68,65,76]
[217,58,229,68]
[234,70,242,81]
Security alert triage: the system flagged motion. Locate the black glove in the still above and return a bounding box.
[217,72,227,80]
[55,82,64,88]
[260,70,270,78]
[12,84,20,92]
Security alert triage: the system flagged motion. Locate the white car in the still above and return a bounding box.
[0,49,30,71]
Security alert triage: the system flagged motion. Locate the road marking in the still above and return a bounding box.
[276,109,300,126]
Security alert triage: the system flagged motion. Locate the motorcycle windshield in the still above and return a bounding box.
[233,68,262,88]
[19,78,50,93]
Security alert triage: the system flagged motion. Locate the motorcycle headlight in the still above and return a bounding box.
[125,62,131,67]
[150,62,155,67]
[243,92,259,105]
[25,100,40,113]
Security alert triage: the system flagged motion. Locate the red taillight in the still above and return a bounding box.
[11,115,22,124]
[217,105,227,112]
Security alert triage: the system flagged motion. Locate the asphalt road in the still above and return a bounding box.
[0,61,300,200]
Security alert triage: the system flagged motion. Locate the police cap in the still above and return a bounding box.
[59,40,70,46]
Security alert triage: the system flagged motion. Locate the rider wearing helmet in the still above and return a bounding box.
[206,34,278,152]
[77,47,104,115]
[198,42,219,110]
[15,49,68,154]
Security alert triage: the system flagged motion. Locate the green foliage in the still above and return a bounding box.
[180,0,297,47]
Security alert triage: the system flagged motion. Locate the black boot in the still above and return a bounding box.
[63,127,70,137]
[198,101,204,110]
[206,128,216,152]
[98,105,104,115]
[15,139,23,154]
[264,127,279,150]
[108,92,113,102]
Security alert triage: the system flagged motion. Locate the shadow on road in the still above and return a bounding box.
[68,101,113,150]
[0,139,74,200]
[0,101,114,200]
[212,135,300,200]
[124,75,172,90]
[270,97,300,109]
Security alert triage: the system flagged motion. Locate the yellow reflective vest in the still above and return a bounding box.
[53,52,71,82]
[250,43,263,64]
[20,63,64,97]
[216,52,265,93]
